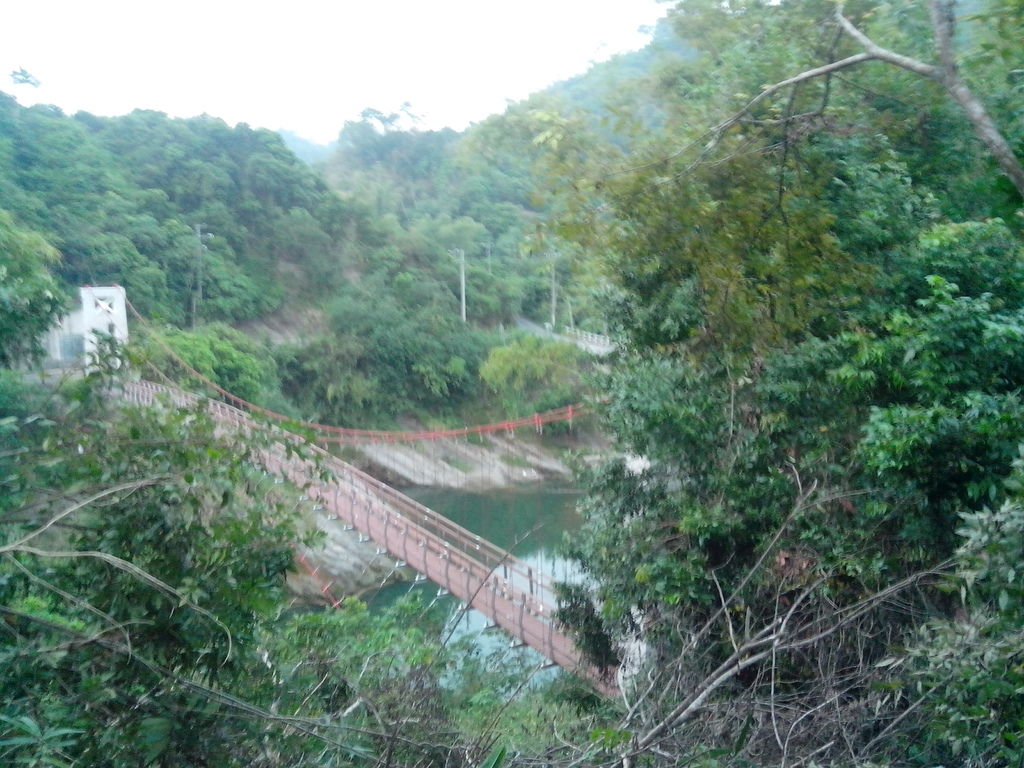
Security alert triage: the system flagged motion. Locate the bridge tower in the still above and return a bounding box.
[42,286,129,369]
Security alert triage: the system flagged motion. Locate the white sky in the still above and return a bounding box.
[1,0,666,144]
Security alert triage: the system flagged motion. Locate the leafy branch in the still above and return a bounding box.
[645,1,1024,199]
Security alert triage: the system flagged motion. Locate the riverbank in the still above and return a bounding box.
[345,432,581,489]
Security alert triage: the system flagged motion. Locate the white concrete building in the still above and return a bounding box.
[42,286,129,369]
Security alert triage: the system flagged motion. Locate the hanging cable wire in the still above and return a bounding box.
[125,298,588,446]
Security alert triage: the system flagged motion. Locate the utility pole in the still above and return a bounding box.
[192,224,202,329]
[191,224,210,329]
[550,259,558,331]
[460,248,466,323]
[552,259,561,331]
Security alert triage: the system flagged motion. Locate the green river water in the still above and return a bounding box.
[365,483,584,663]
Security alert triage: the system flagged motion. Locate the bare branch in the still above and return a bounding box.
[834,9,937,78]
[647,1,1024,200]
[924,0,1024,197]
[0,478,165,554]
[713,53,875,138]
[625,561,951,758]
[929,0,959,74]
[835,0,1024,198]
[688,481,818,653]
[635,641,776,751]
[786,564,951,651]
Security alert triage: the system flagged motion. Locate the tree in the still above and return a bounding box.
[0,377,309,765]
[0,211,65,367]
[0,97,360,327]
[537,2,1024,763]
[0,367,500,766]
[837,1,1024,198]
[908,472,1024,766]
[695,0,1024,200]
[479,335,586,416]
[137,323,281,404]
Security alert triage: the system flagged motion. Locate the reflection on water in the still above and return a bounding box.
[413,484,583,573]
[364,484,584,665]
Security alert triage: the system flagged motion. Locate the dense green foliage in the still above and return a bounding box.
[0,93,595,425]
[0,369,591,767]
[4,0,1024,764]
[321,107,607,331]
[0,375,310,765]
[0,95,357,326]
[138,322,282,405]
[545,1,1024,764]
[910,475,1024,765]
[0,211,66,366]
[268,107,607,424]
[480,335,587,416]
[276,283,492,424]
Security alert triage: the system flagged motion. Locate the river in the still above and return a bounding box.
[365,483,584,665]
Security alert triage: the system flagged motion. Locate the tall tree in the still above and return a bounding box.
[0,210,65,367]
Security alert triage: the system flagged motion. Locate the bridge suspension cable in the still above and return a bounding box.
[124,299,589,445]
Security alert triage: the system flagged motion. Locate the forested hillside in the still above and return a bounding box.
[0,94,596,425]
[2,0,1024,765]
[0,96,358,324]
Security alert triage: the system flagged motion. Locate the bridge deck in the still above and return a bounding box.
[120,380,615,694]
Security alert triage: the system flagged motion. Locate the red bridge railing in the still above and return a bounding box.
[118,379,615,694]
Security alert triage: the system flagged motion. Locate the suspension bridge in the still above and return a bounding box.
[51,292,615,691]
[116,374,613,694]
